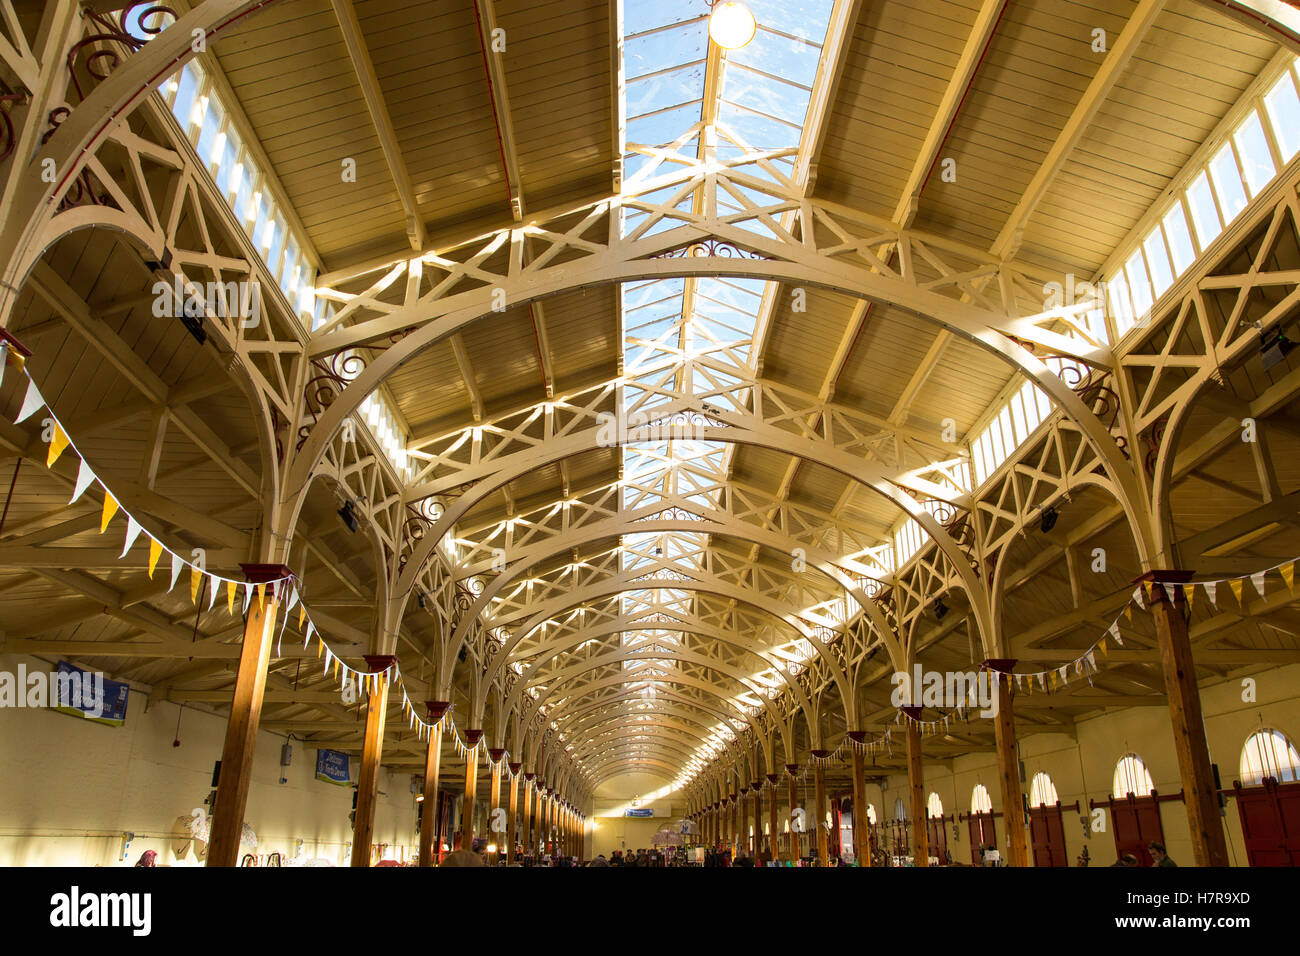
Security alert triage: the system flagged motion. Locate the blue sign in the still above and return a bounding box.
[315,748,351,786]
[55,661,128,726]
[625,807,653,817]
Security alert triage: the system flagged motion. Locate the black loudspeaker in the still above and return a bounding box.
[211,760,222,786]
[1212,763,1227,814]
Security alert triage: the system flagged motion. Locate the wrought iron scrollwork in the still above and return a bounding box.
[651,238,768,260]
[66,4,177,101]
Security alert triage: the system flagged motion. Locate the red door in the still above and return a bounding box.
[1028,803,1068,867]
[1235,778,1300,866]
[1106,793,1166,866]
[967,812,996,864]
[927,816,948,864]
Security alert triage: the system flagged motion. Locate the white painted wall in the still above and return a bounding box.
[832,664,1300,866]
[0,653,419,866]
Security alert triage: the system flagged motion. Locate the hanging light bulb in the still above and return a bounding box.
[708,1,756,50]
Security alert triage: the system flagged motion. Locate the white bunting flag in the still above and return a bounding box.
[1038,674,1047,691]
[288,586,300,612]
[0,344,7,389]
[1163,583,1178,602]
[169,551,184,591]
[241,582,253,614]
[1086,650,1096,671]
[120,515,143,557]
[1204,581,1217,605]
[15,379,43,423]
[208,575,219,610]
[70,459,95,504]
[1252,571,1267,597]
[306,620,316,644]
[1109,622,1123,646]
[1133,586,1145,609]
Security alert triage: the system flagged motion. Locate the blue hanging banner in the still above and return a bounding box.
[315,749,351,786]
[54,661,129,726]
[625,807,653,817]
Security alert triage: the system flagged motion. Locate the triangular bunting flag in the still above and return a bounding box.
[147,538,163,578]
[298,603,305,629]
[100,492,118,533]
[227,580,237,615]
[1086,650,1096,670]
[15,379,43,423]
[46,424,69,467]
[1251,571,1266,597]
[70,459,95,504]
[1109,622,1123,647]
[1186,585,1194,612]
[1229,578,1244,605]
[288,587,300,612]
[1204,581,1217,605]
[1099,638,1109,656]
[120,516,143,557]
[241,582,252,615]
[169,551,184,592]
[1163,583,1178,603]
[1283,562,1295,592]
[190,567,201,604]
[1133,586,1146,609]
[1123,604,1132,622]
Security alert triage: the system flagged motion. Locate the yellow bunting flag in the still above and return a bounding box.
[190,567,201,604]
[1229,578,1244,605]
[253,583,263,614]
[100,492,118,533]
[46,424,69,468]
[298,604,306,629]
[1283,562,1295,592]
[226,579,237,615]
[1186,585,1194,611]
[147,538,163,578]
[1123,604,1132,622]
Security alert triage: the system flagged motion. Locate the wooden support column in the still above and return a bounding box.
[207,567,290,867]
[487,750,504,862]
[786,765,802,860]
[738,787,749,857]
[766,774,778,857]
[848,733,871,866]
[507,762,520,864]
[812,751,830,865]
[417,702,448,866]
[521,774,534,854]
[903,708,929,867]
[351,654,395,867]
[985,661,1029,867]
[751,780,761,857]
[1140,572,1231,866]
[461,731,483,849]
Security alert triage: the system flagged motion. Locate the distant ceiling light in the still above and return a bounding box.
[1260,329,1296,371]
[708,1,756,50]
[1039,504,1059,534]
[933,598,948,621]
[337,500,359,533]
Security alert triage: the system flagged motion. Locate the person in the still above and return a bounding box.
[1109,852,1140,867]
[733,849,754,867]
[440,848,485,867]
[1076,846,1090,867]
[590,853,609,867]
[1149,842,1177,867]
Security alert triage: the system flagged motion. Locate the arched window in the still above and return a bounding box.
[1241,728,1300,785]
[970,784,992,814]
[926,792,944,819]
[1113,754,1154,798]
[1029,772,1059,807]
[866,803,877,825]
[893,797,906,821]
